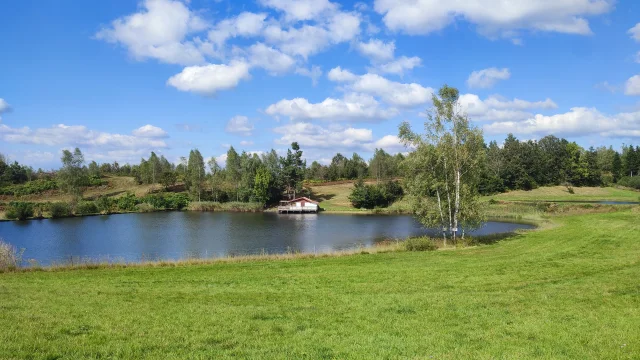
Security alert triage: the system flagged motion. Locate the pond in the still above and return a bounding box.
[0,212,535,266]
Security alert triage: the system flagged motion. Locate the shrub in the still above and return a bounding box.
[49,202,72,218]
[618,176,640,190]
[0,239,23,272]
[117,193,138,212]
[6,202,34,220]
[76,201,98,215]
[404,237,437,252]
[140,193,190,210]
[95,196,114,214]
[349,180,404,209]
[0,179,58,196]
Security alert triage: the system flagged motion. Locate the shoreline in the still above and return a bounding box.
[1,223,543,273]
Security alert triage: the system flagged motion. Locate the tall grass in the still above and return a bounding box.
[0,239,23,272]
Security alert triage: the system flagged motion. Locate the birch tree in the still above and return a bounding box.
[399,85,485,245]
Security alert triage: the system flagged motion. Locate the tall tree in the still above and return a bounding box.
[280,142,305,199]
[399,85,485,244]
[58,148,88,200]
[187,149,205,201]
[226,146,242,201]
[253,166,272,205]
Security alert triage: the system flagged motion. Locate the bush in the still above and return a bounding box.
[117,193,138,212]
[0,179,58,196]
[0,239,23,272]
[618,176,640,190]
[6,202,34,220]
[404,237,437,252]
[349,180,403,209]
[49,202,72,218]
[95,196,114,214]
[140,193,190,210]
[76,201,98,215]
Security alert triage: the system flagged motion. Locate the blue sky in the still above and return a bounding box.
[1,0,640,169]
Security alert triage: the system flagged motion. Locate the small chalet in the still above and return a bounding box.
[278,197,319,214]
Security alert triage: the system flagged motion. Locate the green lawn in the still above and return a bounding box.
[489,186,640,202]
[1,210,640,359]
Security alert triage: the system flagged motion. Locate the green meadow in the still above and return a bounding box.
[1,209,639,359]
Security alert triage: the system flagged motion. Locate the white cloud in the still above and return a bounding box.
[208,12,268,49]
[629,23,640,42]
[371,56,421,76]
[295,65,323,86]
[274,122,373,148]
[328,67,433,107]
[0,123,168,149]
[259,0,337,22]
[265,93,398,122]
[263,12,360,58]
[373,0,612,39]
[247,43,296,75]
[225,116,255,136]
[327,66,358,82]
[95,0,209,65]
[484,107,640,138]
[240,140,254,146]
[132,124,169,138]
[625,75,640,96]
[0,98,10,120]
[273,122,407,155]
[459,94,558,122]
[467,67,511,89]
[167,61,250,95]
[356,39,395,61]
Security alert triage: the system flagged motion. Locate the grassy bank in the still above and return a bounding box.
[1,209,639,358]
[489,185,640,202]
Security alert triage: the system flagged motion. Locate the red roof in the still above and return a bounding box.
[281,197,319,205]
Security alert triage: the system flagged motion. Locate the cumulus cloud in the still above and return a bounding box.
[132,124,169,138]
[208,12,268,48]
[263,12,360,58]
[259,0,337,22]
[625,75,640,96]
[373,0,612,40]
[225,116,255,136]
[459,94,558,122]
[0,123,168,149]
[247,43,296,75]
[95,0,209,65]
[273,122,407,156]
[265,93,398,121]
[274,122,373,148]
[629,23,640,42]
[295,65,323,85]
[371,56,422,76]
[328,67,433,107]
[484,107,640,138]
[467,68,511,89]
[166,61,251,95]
[356,39,395,61]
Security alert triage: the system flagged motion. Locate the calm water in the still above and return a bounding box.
[0,212,534,265]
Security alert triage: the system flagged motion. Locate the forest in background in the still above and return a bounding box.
[1,135,640,207]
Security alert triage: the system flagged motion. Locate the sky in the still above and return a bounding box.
[1,0,640,169]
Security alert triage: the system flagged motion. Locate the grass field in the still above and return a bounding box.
[1,209,639,359]
[490,185,640,202]
[307,180,410,212]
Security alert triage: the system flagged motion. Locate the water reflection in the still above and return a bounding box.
[0,212,534,265]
